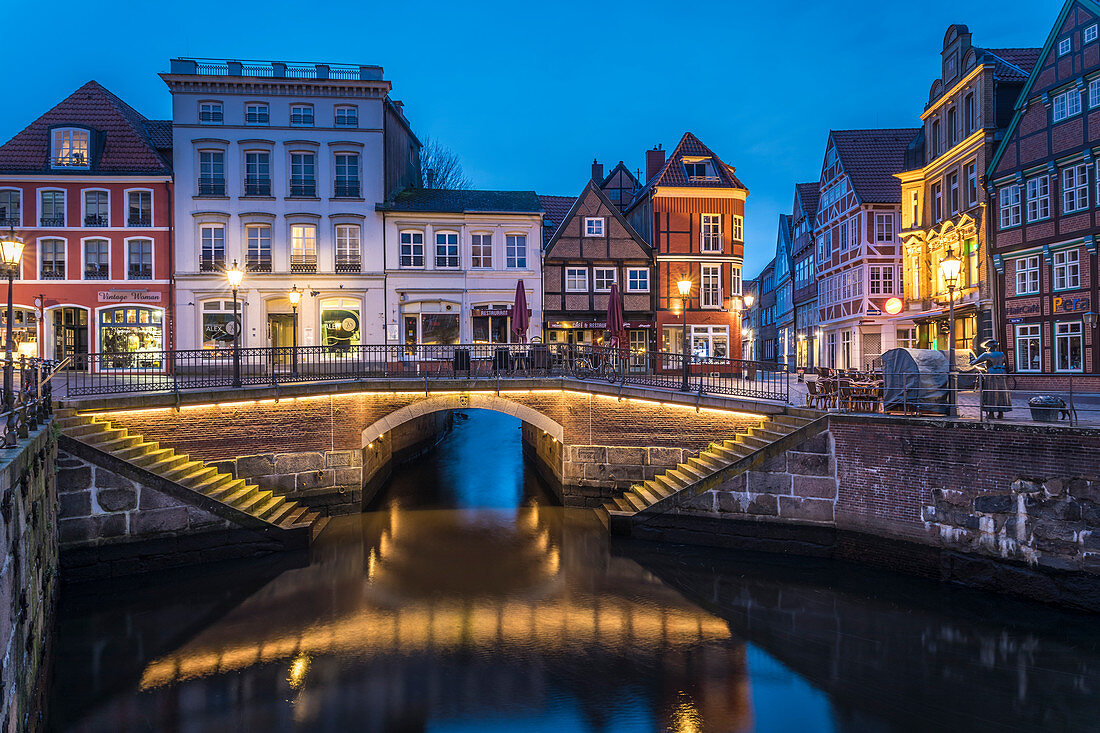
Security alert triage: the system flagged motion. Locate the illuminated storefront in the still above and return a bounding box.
[320,298,362,348]
[0,307,39,357]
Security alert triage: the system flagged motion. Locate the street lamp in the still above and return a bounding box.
[939,248,962,418]
[226,259,244,387]
[1,227,25,421]
[288,285,301,376]
[677,278,692,392]
[742,293,755,309]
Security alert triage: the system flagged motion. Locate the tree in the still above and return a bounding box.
[418,136,471,190]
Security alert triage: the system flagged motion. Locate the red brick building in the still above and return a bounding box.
[988,0,1100,379]
[625,133,748,361]
[0,81,173,362]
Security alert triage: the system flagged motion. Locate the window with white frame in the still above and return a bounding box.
[690,325,728,359]
[869,265,895,295]
[966,161,978,207]
[1053,88,1082,122]
[246,224,272,271]
[83,190,107,226]
[245,103,269,125]
[127,239,152,280]
[627,268,649,291]
[1053,249,1081,290]
[948,172,960,214]
[701,264,721,307]
[1090,78,1100,109]
[932,182,943,221]
[732,215,743,241]
[290,152,316,196]
[290,224,317,272]
[399,231,424,267]
[1015,324,1042,372]
[701,214,722,251]
[39,190,65,226]
[1056,321,1083,372]
[1058,37,1072,56]
[51,128,89,168]
[0,190,20,226]
[40,239,65,279]
[435,232,459,268]
[84,239,108,279]
[198,151,225,195]
[127,191,151,227]
[290,104,314,126]
[584,217,604,236]
[199,225,224,272]
[506,234,526,268]
[334,153,360,197]
[335,224,361,272]
[594,267,616,292]
[839,220,849,252]
[1014,255,1039,295]
[244,151,271,195]
[1087,24,1099,43]
[874,213,894,242]
[334,106,358,127]
[1026,176,1050,221]
[471,233,492,268]
[999,184,1021,228]
[1063,163,1089,212]
[565,267,588,292]
[730,265,742,296]
[199,102,223,124]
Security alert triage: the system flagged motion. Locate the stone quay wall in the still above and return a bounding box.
[1,424,57,733]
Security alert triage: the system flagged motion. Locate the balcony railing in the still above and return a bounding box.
[290,114,314,126]
[289,180,316,197]
[40,267,65,280]
[247,257,272,273]
[245,112,269,125]
[244,177,271,196]
[197,178,226,196]
[334,181,360,197]
[40,216,64,227]
[170,58,384,83]
[199,258,225,273]
[128,215,151,227]
[0,217,17,227]
[51,154,88,169]
[291,254,317,273]
[84,214,108,226]
[84,266,109,280]
[128,266,152,281]
[335,255,361,273]
[199,111,223,123]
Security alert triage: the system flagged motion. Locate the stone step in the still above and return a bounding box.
[665,468,695,487]
[307,514,331,540]
[209,478,249,503]
[593,505,610,530]
[785,407,821,419]
[130,448,174,468]
[150,453,190,474]
[279,505,310,528]
[612,496,633,512]
[622,491,647,512]
[644,480,675,500]
[654,472,688,494]
[54,408,80,418]
[677,462,710,481]
[162,459,204,483]
[194,472,234,495]
[752,428,790,442]
[688,455,723,473]
[254,494,288,520]
[770,414,814,428]
[178,465,220,488]
[114,441,161,461]
[267,501,298,526]
[633,484,662,505]
[62,421,106,437]
[710,443,746,461]
[736,434,768,450]
[93,435,144,454]
[84,427,127,444]
[233,487,271,514]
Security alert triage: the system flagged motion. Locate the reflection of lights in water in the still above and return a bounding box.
[367,548,377,582]
[545,547,560,575]
[672,694,703,733]
[287,653,310,689]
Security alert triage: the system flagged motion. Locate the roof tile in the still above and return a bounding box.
[831,128,920,203]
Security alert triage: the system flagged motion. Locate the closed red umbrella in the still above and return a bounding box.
[510,280,529,343]
[606,282,624,350]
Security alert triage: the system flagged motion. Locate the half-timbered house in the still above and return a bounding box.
[792,182,820,368]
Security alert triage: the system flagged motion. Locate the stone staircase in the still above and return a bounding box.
[595,408,824,533]
[55,408,328,541]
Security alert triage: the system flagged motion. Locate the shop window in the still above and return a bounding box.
[201,300,240,350]
[320,298,361,348]
[1015,324,1041,372]
[1055,321,1083,372]
[420,313,459,345]
[690,325,728,360]
[0,308,38,356]
[99,307,163,366]
[472,306,510,344]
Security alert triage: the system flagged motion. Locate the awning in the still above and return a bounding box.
[890,302,977,322]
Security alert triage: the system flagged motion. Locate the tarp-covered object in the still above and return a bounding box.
[881,348,949,415]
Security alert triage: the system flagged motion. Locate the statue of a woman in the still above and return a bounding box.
[969,339,1012,419]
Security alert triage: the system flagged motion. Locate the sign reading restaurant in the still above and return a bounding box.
[546,321,655,329]
[98,290,162,303]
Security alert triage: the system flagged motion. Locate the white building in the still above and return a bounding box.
[161,58,419,351]
[379,190,543,346]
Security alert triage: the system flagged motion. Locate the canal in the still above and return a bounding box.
[48,410,1100,731]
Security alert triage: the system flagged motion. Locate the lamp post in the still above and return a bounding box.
[1,227,25,417]
[677,278,692,392]
[288,285,301,376]
[939,249,962,418]
[226,260,244,387]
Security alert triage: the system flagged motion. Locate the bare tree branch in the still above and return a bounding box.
[418,136,471,190]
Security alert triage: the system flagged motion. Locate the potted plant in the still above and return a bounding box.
[1027,395,1066,423]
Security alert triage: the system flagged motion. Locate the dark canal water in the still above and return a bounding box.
[48,410,1100,732]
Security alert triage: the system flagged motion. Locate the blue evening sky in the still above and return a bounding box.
[0,0,1058,278]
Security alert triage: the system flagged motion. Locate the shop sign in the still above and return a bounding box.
[1052,295,1090,313]
[471,308,530,317]
[546,320,654,329]
[99,290,162,303]
[1005,300,1041,318]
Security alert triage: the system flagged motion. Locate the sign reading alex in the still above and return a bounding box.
[1053,295,1090,314]
[98,290,162,303]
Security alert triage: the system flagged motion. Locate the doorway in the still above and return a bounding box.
[53,307,89,368]
[268,313,295,365]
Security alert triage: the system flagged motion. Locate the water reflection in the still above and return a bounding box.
[49,410,1100,732]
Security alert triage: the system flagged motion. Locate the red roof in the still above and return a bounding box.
[984,47,1042,81]
[0,80,171,175]
[830,128,920,203]
[643,132,747,191]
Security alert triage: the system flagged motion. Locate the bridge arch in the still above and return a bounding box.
[360,392,565,448]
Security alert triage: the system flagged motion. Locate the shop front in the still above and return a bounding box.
[546,318,653,371]
[96,305,164,369]
[400,300,461,352]
[471,306,512,344]
[0,307,39,358]
[320,297,362,350]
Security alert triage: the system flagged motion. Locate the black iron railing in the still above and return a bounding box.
[244,177,272,196]
[84,214,108,226]
[289,181,316,197]
[198,178,226,196]
[3,357,56,445]
[334,181,360,197]
[40,216,64,227]
[61,344,789,402]
[128,215,152,227]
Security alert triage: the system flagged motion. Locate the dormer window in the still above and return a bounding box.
[683,159,717,181]
[199,102,223,124]
[51,128,89,168]
[1058,37,1072,56]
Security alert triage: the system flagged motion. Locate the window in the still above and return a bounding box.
[84,191,108,226]
[51,128,89,168]
[400,231,424,267]
[199,102,223,124]
[200,225,224,272]
[999,184,1021,228]
[335,224,361,272]
[290,104,314,126]
[39,239,65,279]
[627,268,649,291]
[701,264,721,308]
[1053,249,1081,290]
[98,307,163,357]
[841,331,852,369]
[594,267,616,292]
[290,224,317,272]
[506,234,526,268]
[435,232,459,268]
[732,215,744,241]
[335,106,358,127]
[1087,24,1099,43]
[1091,78,1100,109]
[1063,163,1089,212]
[246,224,272,271]
[127,191,151,227]
[684,161,714,180]
[334,153,360,197]
[965,238,979,287]
[1015,255,1039,295]
[947,107,958,147]
[39,190,65,226]
[701,214,722,252]
[290,152,316,196]
[874,213,894,242]
[1026,176,1050,221]
[690,325,728,359]
[1053,88,1081,122]
[565,267,588,292]
[584,217,604,236]
[731,265,742,296]
[0,190,19,226]
[1056,321,1083,372]
[244,152,271,196]
[83,239,108,280]
[472,305,511,344]
[245,103,269,125]
[1058,37,1072,56]
[964,93,975,133]
[198,151,225,195]
[839,220,849,252]
[127,239,152,280]
[870,266,882,294]
[965,162,978,207]
[909,190,919,227]
[931,120,941,157]
[931,182,943,221]
[1015,324,1041,372]
[202,300,239,350]
[471,233,493,268]
[948,172,959,214]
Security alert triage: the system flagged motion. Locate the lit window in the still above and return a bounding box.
[245,103,269,125]
[1053,88,1081,122]
[1056,321,1083,372]
[199,102,223,124]
[1026,176,1050,221]
[335,106,358,127]
[1063,163,1089,213]
[627,268,649,292]
[701,214,722,252]
[52,128,89,168]
[399,231,424,267]
[336,224,361,272]
[1058,37,1072,56]
[290,104,314,126]
[701,264,721,307]
[565,267,588,292]
[506,234,526,268]
[471,233,492,268]
[730,266,742,296]
[999,184,1021,228]
[732,215,744,241]
[1015,324,1041,372]
[290,224,317,272]
[584,217,604,236]
[1053,249,1081,291]
[966,161,978,207]
[594,267,616,292]
[1014,255,1039,295]
[435,231,459,268]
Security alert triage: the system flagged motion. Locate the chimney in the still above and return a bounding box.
[591,158,604,183]
[645,144,665,182]
[426,168,435,189]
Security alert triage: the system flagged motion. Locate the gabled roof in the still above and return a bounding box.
[539,194,575,245]
[599,160,640,190]
[795,182,819,223]
[143,120,173,151]
[629,132,748,209]
[983,47,1042,81]
[0,80,171,175]
[830,128,920,204]
[543,179,651,256]
[379,188,543,214]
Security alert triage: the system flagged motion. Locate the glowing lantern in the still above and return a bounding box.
[884,297,904,315]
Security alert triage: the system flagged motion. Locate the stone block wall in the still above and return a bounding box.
[1,424,57,733]
[210,449,364,514]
